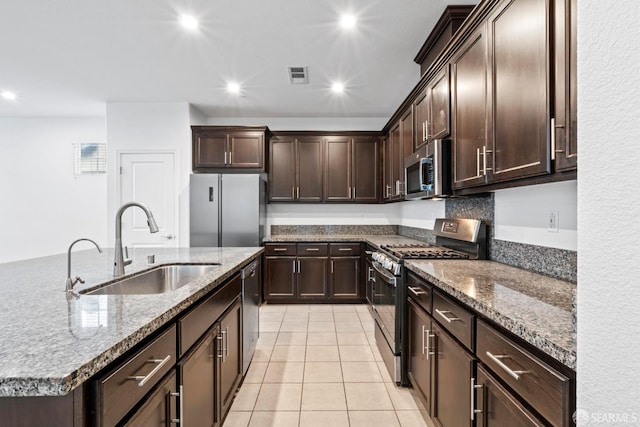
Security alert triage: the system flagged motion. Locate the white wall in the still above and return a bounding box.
[0,117,107,262]
[106,103,192,247]
[577,1,640,424]
[494,180,577,250]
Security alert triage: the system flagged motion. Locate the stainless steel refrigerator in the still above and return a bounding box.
[189,174,266,247]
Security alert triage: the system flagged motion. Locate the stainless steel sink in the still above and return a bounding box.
[80,264,221,295]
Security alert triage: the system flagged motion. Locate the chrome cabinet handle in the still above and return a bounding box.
[224,151,228,165]
[408,286,426,296]
[292,259,296,273]
[485,351,528,380]
[353,187,356,199]
[471,377,483,421]
[435,309,460,323]
[483,146,492,172]
[217,333,224,359]
[224,326,229,358]
[305,248,320,252]
[297,187,300,199]
[425,329,435,360]
[273,248,288,252]
[170,385,183,425]
[297,259,301,273]
[421,325,426,355]
[292,187,295,199]
[367,267,374,282]
[386,185,392,198]
[331,260,334,274]
[476,148,481,177]
[127,354,172,387]
[338,248,352,252]
[228,151,232,164]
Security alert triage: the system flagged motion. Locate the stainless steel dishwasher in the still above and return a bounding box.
[241,258,260,375]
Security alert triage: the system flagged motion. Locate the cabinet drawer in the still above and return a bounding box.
[432,290,475,351]
[297,243,328,256]
[329,243,361,256]
[406,271,432,314]
[179,273,241,356]
[96,325,177,427]
[265,244,296,256]
[477,320,571,427]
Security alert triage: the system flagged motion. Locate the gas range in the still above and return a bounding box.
[379,243,470,260]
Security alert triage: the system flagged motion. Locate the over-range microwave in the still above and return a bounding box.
[404,139,452,200]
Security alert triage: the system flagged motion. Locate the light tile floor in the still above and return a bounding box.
[222,304,432,427]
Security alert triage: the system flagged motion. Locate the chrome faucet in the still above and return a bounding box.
[114,202,159,277]
[66,238,103,292]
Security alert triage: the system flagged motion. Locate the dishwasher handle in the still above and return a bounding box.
[372,261,397,287]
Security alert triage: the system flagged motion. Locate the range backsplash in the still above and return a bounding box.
[270,224,398,235]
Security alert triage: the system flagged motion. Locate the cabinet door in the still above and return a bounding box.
[553,0,577,171]
[194,133,227,168]
[383,134,393,200]
[324,137,352,201]
[429,65,451,141]
[476,365,545,427]
[297,137,324,201]
[352,137,379,202]
[451,25,489,189]
[297,257,328,299]
[178,331,216,427]
[269,138,296,201]
[364,257,374,305]
[329,257,360,299]
[229,132,264,168]
[407,299,434,415]
[432,322,475,427]
[487,0,551,183]
[264,257,296,300]
[218,299,242,424]
[414,90,430,149]
[390,124,402,197]
[124,371,177,427]
[399,106,414,168]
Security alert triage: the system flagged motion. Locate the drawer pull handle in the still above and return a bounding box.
[338,248,353,252]
[170,385,183,425]
[305,248,320,252]
[435,309,460,323]
[471,377,483,420]
[486,351,528,380]
[408,286,427,296]
[128,354,172,387]
[273,248,288,252]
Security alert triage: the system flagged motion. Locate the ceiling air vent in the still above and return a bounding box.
[288,66,308,84]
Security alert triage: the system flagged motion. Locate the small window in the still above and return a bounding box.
[74,143,106,175]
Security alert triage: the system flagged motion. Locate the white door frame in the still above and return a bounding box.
[116,149,179,246]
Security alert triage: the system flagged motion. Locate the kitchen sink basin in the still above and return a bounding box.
[80,264,221,295]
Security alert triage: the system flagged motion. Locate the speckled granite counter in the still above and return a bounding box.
[264,234,424,247]
[405,260,576,370]
[0,247,263,397]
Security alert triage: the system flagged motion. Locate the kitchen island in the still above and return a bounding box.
[0,246,263,398]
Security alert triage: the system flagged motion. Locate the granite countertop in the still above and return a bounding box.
[0,247,263,397]
[405,260,576,370]
[266,233,576,370]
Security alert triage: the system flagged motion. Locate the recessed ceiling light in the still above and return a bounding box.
[340,14,357,29]
[1,90,17,101]
[179,14,199,30]
[331,82,345,94]
[227,82,241,94]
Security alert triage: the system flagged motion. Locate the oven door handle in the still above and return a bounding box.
[372,261,397,287]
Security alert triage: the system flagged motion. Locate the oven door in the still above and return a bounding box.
[372,261,398,351]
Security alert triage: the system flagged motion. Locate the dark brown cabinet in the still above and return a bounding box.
[407,299,434,414]
[192,126,267,172]
[415,66,451,150]
[217,299,242,423]
[124,371,178,427]
[298,257,329,298]
[384,123,403,201]
[432,321,476,427]
[269,136,323,202]
[486,0,551,183]
[324,136,379,203]
[179,330,217,427]
[553,0,577,172]
[264,256,296,299]
[451,24,489,190]
[475,365,546,427]
[329,243,362,300]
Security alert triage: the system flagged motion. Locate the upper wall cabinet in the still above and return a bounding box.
[192,126,268,173]
[415,65,451,149]
[452,0,551,190]
[383,123,403,201]
[553,0,577,172]
[269,132,380,203]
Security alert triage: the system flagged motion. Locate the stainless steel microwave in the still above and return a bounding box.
[404,139,451,200]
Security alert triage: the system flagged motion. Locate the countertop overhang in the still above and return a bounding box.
[0,247,263,397]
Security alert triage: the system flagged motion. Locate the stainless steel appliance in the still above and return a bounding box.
[404,139,451,200]
[189,174,266,247]
[241,258,260,376]
[371,218,486,385]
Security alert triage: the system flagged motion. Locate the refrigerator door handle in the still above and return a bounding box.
[209,187,214,202]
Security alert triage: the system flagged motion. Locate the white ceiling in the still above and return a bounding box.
[0,0,478,118]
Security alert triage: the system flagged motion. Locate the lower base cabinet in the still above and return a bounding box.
[329,256,360,299]
[218,299,243,422]
[179,330,217,427]
[475,365,545,426]
[124,371,178,427]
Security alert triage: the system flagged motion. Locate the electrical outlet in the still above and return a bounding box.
[548,210,559,232]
